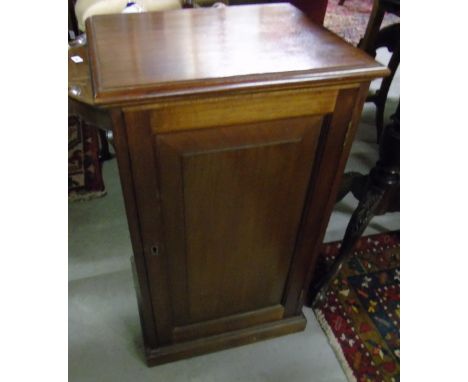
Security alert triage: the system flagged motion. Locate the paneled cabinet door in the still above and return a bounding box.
[125,112,327,345]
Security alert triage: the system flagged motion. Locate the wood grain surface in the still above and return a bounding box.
[85,3,388,104]
[68,2,389,366]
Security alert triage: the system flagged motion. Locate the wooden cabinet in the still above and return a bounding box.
[69,3,388,366]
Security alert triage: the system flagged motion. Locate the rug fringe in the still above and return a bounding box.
[314,308,357,382]
[68,189,107,202]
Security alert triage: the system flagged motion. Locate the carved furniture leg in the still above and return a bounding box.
[358,0,385,54]
[335,172,364,203]
[366,23,400,139]
[98,129,114,162]
[336,2,399,202]
[357,0,400,139]
[309,103,400,305]
[310,179,386,304]
[373,48,398,138]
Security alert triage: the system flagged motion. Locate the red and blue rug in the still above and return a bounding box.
[313,231,400,382]
[68,116,106,202]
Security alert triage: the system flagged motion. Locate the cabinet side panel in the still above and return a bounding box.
[110,109,159,348]
[282,84,371,315]
[302,83,372,304]
[124,110,174,345]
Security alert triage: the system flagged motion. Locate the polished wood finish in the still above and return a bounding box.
[69,3,387,366]
[308,103,400,304]
[68,45,94,104]
[145,87,338,132]
[289,0,329,25]
[172,304,285,343]
[282,84,371,316]
[156,116,322,325]
[228,1,329,25]
[85,3,386,105]
[147,314,307,366]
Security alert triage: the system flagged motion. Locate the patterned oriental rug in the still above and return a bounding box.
[324,0,400,47]
[313,231,400,382]
[68,116,106,202]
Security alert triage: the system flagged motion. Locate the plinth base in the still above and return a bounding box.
[145,314,307,366]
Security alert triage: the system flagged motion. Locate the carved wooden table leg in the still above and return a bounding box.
[309,103,399,304]
[358,0,386,54]
[366,23,400,139]
[335,172,365,203]
[357,0,399,140]
[98,129,114,162]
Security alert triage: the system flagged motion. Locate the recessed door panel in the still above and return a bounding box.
[155,116,324,326]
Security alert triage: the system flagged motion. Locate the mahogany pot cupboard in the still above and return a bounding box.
[68,3,388,366]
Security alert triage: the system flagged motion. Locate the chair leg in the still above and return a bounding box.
[375,46,399,139]
[68,0,79,41]
[375,97,386,140]
[98,129,114,162]
[335,172,367,203]
[359,0,385,54]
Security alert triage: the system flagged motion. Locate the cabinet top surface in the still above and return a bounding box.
[85,3,387,105]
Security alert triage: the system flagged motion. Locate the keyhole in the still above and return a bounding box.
[151,245,159,256]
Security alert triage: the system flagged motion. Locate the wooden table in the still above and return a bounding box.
[68,3,387,366]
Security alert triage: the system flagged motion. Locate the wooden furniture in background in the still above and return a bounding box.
[359,0,400,139]
[69,0,193,161]
[308,103,400,303]
[68,3,387,366]
[336,0,400,138]
[359,0,399,53]
[228,0,329,25]
[306,1,400,304]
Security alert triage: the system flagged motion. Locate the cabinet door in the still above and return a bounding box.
[125,112,326,344]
